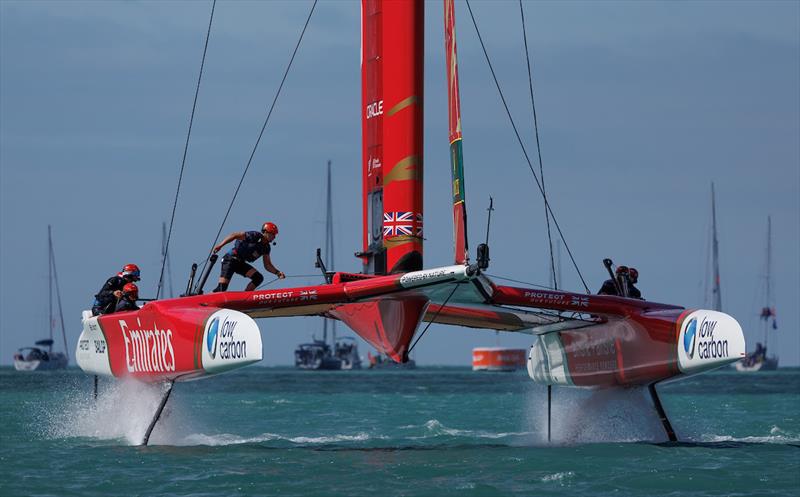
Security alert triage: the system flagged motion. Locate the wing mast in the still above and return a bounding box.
[444,0,469,264]
[360,0,425,275]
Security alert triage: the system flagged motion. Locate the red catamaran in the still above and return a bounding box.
[76,0,745,444]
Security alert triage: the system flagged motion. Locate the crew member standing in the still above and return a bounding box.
[92,263,141,315]
[115,283,141,312]
[212,222,285,292]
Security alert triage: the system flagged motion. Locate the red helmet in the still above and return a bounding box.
[629,267,639,282]
[122,263,141,281]
[123,282,139,300]
[262,222,279,235]
[615,265,629,275]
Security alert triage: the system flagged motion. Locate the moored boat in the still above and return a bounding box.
[14,226,69,372]
[736,216,779,372]
[295,340,343,370]
[335,337,362,370]
[14,339,68,371]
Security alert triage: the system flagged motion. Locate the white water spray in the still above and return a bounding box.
[43,378,197,446]
[525,386,668,444]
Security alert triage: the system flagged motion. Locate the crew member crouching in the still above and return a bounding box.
[115,283,140,312]
[212,222,285,292]
[92,263,141,316]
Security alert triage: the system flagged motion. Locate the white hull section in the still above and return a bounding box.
[75,311,113,377]
[677,310,746,375]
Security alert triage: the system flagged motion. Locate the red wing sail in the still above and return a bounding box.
[360,0,425,274]
[444,0,469,264]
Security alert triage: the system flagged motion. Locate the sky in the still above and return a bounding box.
[1,0,798,366]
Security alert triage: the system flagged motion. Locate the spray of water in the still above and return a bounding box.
[524,385,667,445]
[43,378,198,446]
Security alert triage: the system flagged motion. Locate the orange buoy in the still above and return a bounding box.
[471,347,526,372]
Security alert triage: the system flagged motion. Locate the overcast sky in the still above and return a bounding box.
[1,0,798,366]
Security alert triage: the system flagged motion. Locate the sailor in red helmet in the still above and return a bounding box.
[114,283,140,313]
[598,265,643,299]
[212,221,285,292]
[627,267,642,299]
[92,263,141,315]
[598,266,626,296]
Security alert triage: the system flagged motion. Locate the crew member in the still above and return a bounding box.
[628,267,642,299]
[115,283,140,313]
[92,263,141,316]
[598,265,643,299]
[212,222,285,292]
[598,265,627,296]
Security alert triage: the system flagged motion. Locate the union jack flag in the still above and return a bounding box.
[383,212,423,238]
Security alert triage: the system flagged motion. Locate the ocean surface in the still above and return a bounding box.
[1,366,798,496]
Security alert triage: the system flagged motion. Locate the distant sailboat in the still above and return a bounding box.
[294,161,361,370]
[736,217,779,372]
[13,226,69,371]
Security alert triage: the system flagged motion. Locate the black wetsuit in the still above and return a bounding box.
[598,279,619,296]
[598,278,643,299]
[115,297,140,313]
[220,231,271,279]
[92,275,127,316]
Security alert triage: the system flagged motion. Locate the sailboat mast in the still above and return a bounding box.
[50,230,69,361]
[764,216,772,348]
[48,225,53,342]
[323,160,336,344]
[711,183,722,311]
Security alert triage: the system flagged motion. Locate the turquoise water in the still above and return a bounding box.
[1,367,798,496]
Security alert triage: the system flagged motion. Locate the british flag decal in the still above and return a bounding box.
[383,212,423,238]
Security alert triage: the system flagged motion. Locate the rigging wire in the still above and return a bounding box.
[408,283,460,354]
[157,0,217,300]
[255,274,321,290]
[518,0,557,290]
[464,0,590,293]
[198,0,318,279]
[486,273,558,290]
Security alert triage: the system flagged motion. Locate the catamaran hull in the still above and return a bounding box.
[528,309,746,387]
[76,302,263,383]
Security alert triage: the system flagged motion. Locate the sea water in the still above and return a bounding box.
[1,367,798,496]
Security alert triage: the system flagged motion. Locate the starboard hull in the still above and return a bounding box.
[528,309,746,387]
